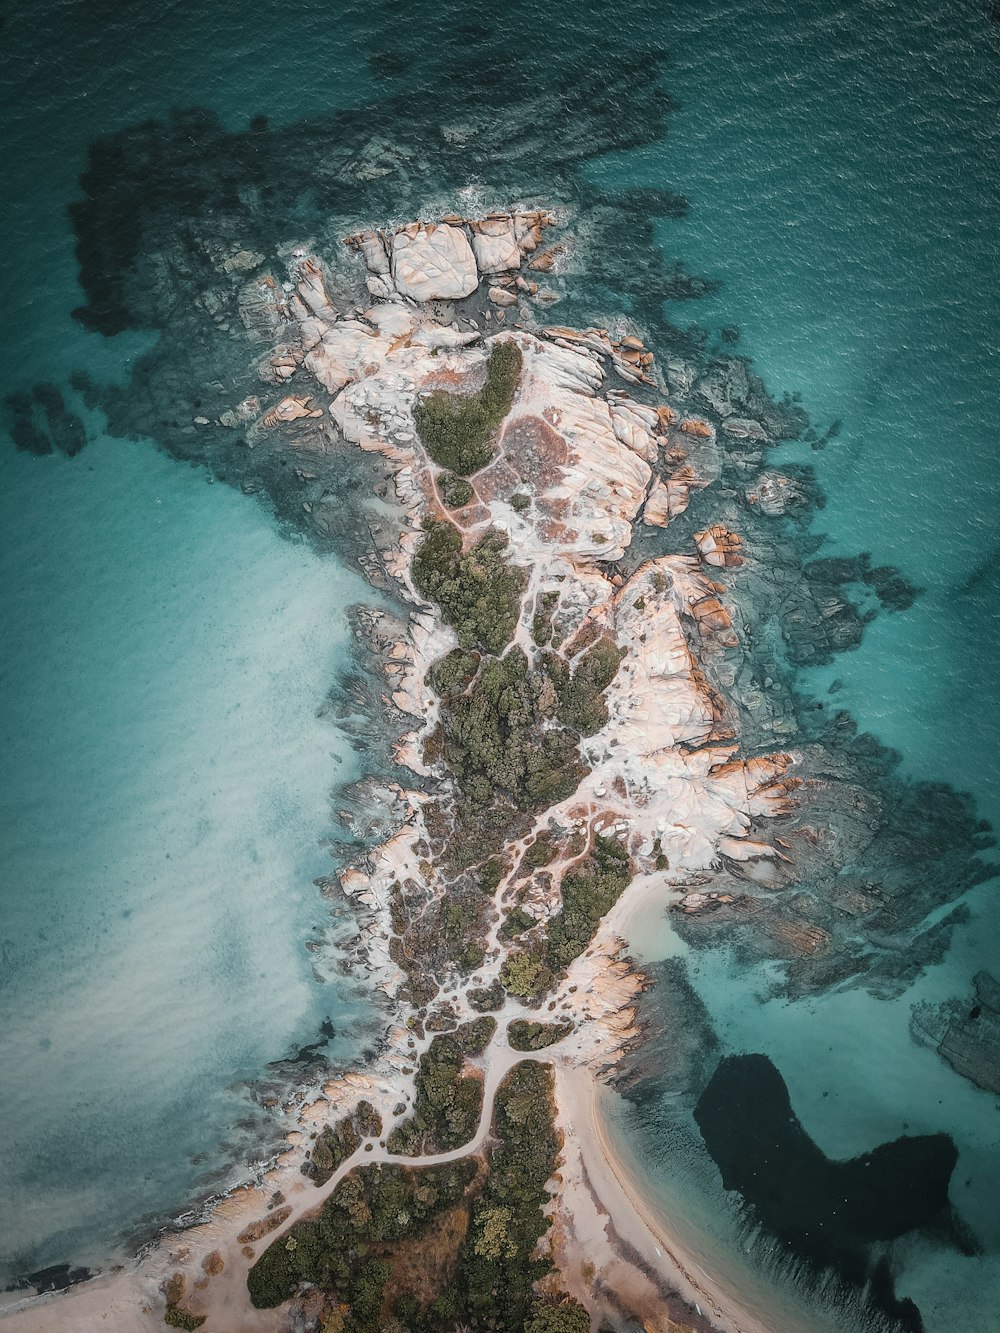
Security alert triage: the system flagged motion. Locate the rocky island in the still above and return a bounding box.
[4,206,991,1333]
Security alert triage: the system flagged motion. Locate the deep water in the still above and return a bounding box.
[1,0,998,1328]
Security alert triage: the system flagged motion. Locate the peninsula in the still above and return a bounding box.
[0,211,909,1333]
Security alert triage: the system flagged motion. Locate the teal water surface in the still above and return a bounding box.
[1,0,998,1328]
[591,2,1000,1329]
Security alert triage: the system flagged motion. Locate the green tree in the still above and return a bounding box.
[413,341,523,475]
[413,525,525,656]
[524,1297,591,1333]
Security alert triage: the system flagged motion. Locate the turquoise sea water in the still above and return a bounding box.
[0,433,378,1277]
[590,3,1000,1329]
[1,0,998,1327]
[0,1,383,1278]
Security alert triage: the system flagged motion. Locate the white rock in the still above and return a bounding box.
[390,223,478,301]
[412,324,480,350]
[366,274,395,300]
[352,229,391,275]
[471,217,521,273]
[304,321,393,394]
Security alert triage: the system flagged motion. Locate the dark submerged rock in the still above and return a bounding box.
[695,1054,970,1332]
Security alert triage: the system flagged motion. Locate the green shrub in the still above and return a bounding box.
[413,525,525,656]
[413,341,523,476]
[428,648,480,698]
[499,950,552,1000]
[437,649,585,812]
[525,1297,592,1333]
[468,979,506,1012]
[439,472,475,508]
[477,856,508,893]
[354,1099,383,1139]
[306,1116,361,1186]
[499,906,537,940]
[507,1019,574,1051]
[163,1309,206,1331]
[522,831,559,869]
[386,1019,494,1156]
[453,1015,497,1055]
[545,636,623,737]
[530,591,559,647]
[545,835,632,971]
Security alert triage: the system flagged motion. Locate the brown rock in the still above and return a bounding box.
[694,523,744,569]
[680,417,713,438]
[261,395,324,429]
[527,247,561,272]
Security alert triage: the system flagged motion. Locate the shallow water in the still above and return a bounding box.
[0,431,379,1278]
[1,0,998,1325]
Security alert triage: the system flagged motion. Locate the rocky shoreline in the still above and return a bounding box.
[5,205,994,1333]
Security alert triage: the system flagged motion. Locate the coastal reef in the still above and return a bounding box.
[694,1054,971,1333]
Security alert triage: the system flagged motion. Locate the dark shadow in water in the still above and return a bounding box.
[695,1054,976,1333]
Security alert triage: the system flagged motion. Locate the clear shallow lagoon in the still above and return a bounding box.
[1,0,998,1326]
[0,432,376,1278]
[0,0,387,1283]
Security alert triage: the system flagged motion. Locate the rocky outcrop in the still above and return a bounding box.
[260,395,324,428]
[389,222,478,301]
[746,469,807,517]
[694,524,744,569]
[471,217,521,273]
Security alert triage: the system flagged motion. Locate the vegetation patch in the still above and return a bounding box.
[531,590,563,649]
[414,525,526,656]
[468,979,506,1012]
[545,835,632,972]
[507,1020,574,1051]
[388,846,493,987]
[163,1309,205,1331]
[305,1101,385,1186]
[413,341,523,476]
[453,1060,561,1332]
[246,1158,477,1316]
[387,1019,496,1156]
[524,1297,592,1332]
[521,830,561,871]
[439,472,475,508]
[498,905,537,940]
[499,948,553,1002]
[477,855,509,894]
[543,635,624,737]
[306,1116,361,1187]
[436,647,585,811]
[247,1062,564,1333]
